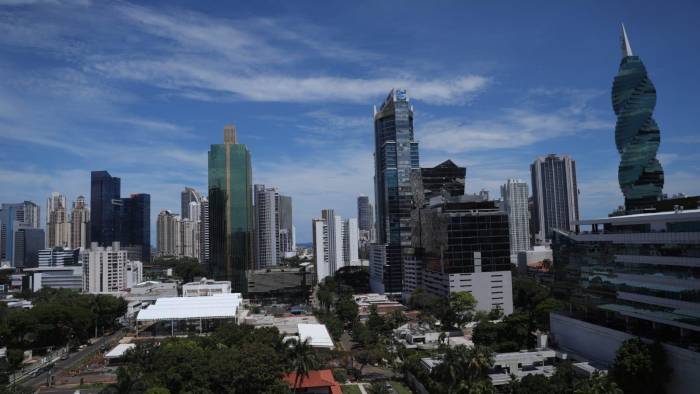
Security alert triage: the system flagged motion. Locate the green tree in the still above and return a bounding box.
[335,294,358,325]
[611,338,670,394]
[533,298,565,330]
[367,304,387,334]
[450,291,477,323]
[512,277,549,313]
[173,260,205,283]
[288,338,320,389]
[574,372,623,394]
[368,382,392,394]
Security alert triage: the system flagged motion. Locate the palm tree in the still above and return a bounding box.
[288,337,320,390]
[465,345,493,382]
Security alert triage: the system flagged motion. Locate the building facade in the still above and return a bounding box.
[156,210,180,257]
[278,194,295,257]
[531,154,579,244]
[82,242,142,293]
[208,125,254,293]
[46,192,70,248]
[254,184,280,269]
[121,193,151,262]
[419,160,466,200]
[199,197,210,265]
[180,187,202,220]
[342,218,360,266]
[371,88,420,294]
[613,25,664,211]
[13,227,45,268]
[500,179,531,261]
[70,196,90,249]
[38,247,79,267]
[90,170,121,247]
[0,201,41,265]
[357,195,372,232]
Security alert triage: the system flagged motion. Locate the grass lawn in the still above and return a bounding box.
[390,380,413,394]
[341,384,363,394]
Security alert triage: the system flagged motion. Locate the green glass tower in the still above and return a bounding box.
[612,24,664,211]
[208,125,254,293]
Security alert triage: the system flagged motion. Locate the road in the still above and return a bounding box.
[22,330,125,390]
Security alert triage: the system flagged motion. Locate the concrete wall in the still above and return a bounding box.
[550,313,700,394]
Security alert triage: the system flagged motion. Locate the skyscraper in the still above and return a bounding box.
[1,201,41,265]
[500,179,531,260]
[357,195,372,231]
[531,154,579,243]
[156,210,180,256]
[613,25,664,211]
[278,194,295,257]
[342,218,360,266]
[371,88,420,294]
[121,193,151,262]
[13,227,44,268]
[312,209,358,282]
[181,187,202,220]
[46,192,70,248]
[70,196,90,249]
[419,160,466,200]
[90,170,121,247]
[208,125,253,293]
[254,184,279,269]
[199,197,210,265]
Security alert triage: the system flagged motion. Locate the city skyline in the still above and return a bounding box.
[2,1,700,243]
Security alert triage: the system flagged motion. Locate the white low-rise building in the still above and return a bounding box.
[82,242,142,294]
[182,277,231,296]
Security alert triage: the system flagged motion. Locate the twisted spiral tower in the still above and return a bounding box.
[612,24,664,211]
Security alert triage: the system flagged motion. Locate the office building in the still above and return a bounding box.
[82,242,142,293]
[90,170,121,247]
[179,218,199,259]
[419,160,466,200]
[38,246,79,267]
[530,154,579,243]
[182,277,232,297]
[1,201,41,265]
[156,210,180,257]
[313,210,342,283]
[70,196,90,249]
[408,196,513,314]
[24,266,83,292]
[120,193,151,262]
[371,88,420,294]
[278,194,295,257]
[181,187,202,220]
[342,218,360,266]
[254,184,280,268]
[500,179,531,261]
[208,125,254,293]
[13,227,45,268]
[46,192,70,248]
[613,25,664,211]
[199,197,209,265]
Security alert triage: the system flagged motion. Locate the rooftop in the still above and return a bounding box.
[297,323,334,349]
[105,343,136,359]
[136,293,242,321]
[283,369,341,394]
[576,208,700,226]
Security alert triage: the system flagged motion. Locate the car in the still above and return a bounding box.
[60,354,69,361]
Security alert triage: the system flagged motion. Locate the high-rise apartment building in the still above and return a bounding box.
[156,210,180,256]
[46,192,70,248]
[613,25,665,211]
[500,179,531,260]
[371,88,420,294]
[38,246,79,267]
[342,218,359,266]
[70,196,90,249]
[1,201,41,265]
[199,197,209,265]
[357,195,372,232]
[179,218,200,259]
[278,194,295,257]
[254,185,279,269]
[90,170,121,247]
[530,154,579,244]
[82,242,142,293]
[208,125,253,293]
[181,187,202,220]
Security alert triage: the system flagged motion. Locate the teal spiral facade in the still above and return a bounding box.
[612,54,664,210]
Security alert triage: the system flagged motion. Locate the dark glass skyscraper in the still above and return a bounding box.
[208,125,254,293]
[357,195,372,232]
[121,193,151,262]
[418,160,466,200]
[371,89,420,294]
[613,25,664,211]
[90,171,121,246]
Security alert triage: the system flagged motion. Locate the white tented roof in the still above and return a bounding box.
[105,343,136,359]
[298,323,334,349]
[136,293,242,321]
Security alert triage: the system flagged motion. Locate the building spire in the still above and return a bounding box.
[621,23,633,58]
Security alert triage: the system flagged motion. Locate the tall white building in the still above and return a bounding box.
[70,196,90,249]
[46,192,70,248]
[254,185,280,268]
[156,210,180,256]
[180,187,202,220]
[179,218,200,259]
[531,154,579,244]
[500,179,531,262]
[82,242,142,293]
[199,197,209,265]
[342,218,360,266]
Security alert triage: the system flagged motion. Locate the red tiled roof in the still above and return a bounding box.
[284,369,342,394]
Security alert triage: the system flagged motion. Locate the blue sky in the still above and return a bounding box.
[1,0,699,244]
